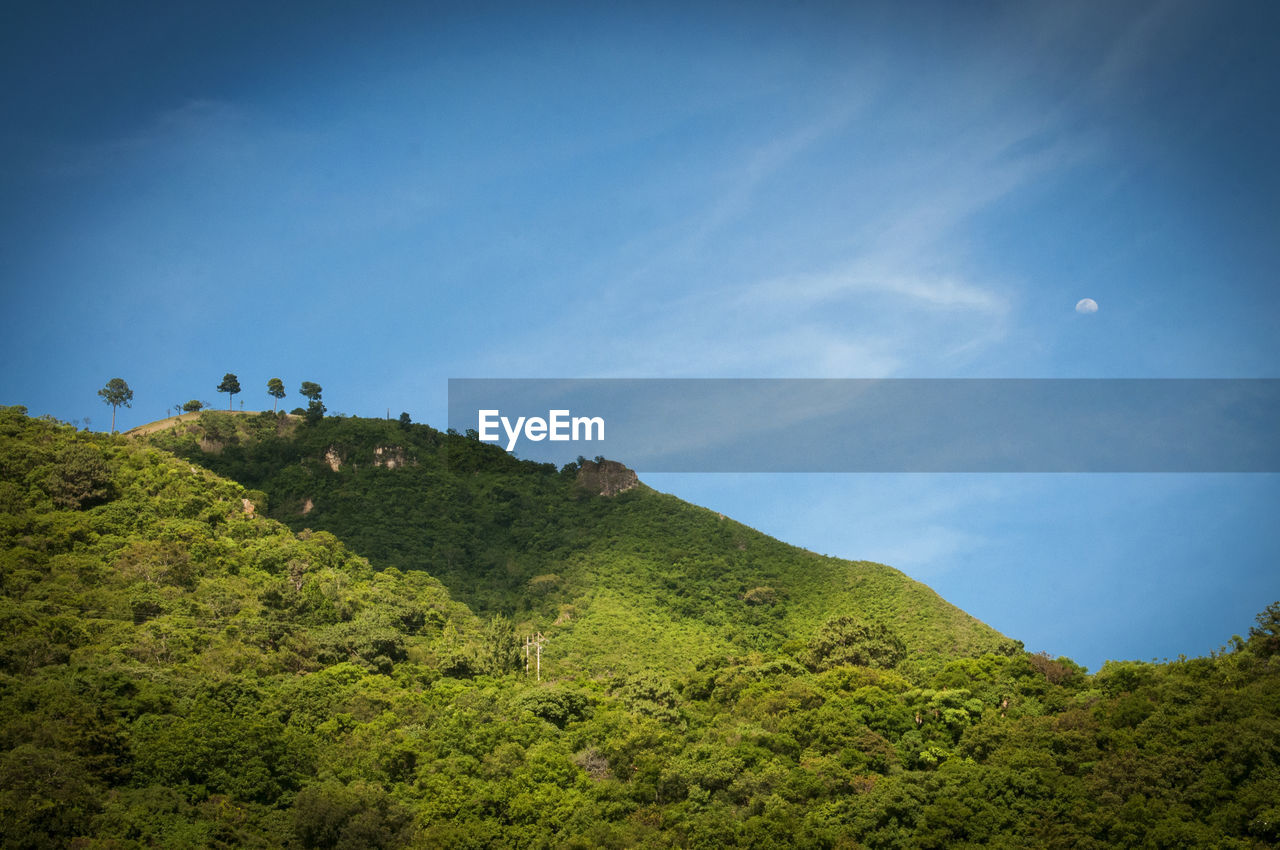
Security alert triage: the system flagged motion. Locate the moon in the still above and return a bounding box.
[1075,298,1099,314]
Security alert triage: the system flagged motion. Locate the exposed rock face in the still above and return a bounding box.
[301,497,314,515]
[373,445,412,469]
[322,445,413,472]
[575,459,639,496]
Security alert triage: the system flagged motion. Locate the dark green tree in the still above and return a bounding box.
[217,373,241,411]
[519,687,589,728]
[300,382,325,423]
[97,377,132,433]
[292,780,412,849]
[267,378,286,412]
[182,400,205,413]
[45,443,113,509]
[398,412,411,430]
[808,616,906,671]
[299,381,323,402]
[1248,601,1280,657]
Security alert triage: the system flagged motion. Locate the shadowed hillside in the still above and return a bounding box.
[145,410,1015,675]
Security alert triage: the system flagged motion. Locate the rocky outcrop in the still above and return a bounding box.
[575,459,639,496]
[373,445,413,469]
[322,444,414,472]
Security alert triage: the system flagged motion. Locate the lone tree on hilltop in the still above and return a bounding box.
[217,373,241,410]
[267,377,286,412]
[97,377,133,433]
[299,381,325,423]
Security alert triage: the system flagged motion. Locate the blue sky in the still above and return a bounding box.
[2,0,1277,669]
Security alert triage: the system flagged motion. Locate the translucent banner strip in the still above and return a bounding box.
[447,379,1280,472]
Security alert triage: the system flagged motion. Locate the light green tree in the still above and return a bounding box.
[479,614,521,675]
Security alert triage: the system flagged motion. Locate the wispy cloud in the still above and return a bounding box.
[472,47,1099,381]
[739,265,1007,315]
[42,99,252,179]
[684,96,870,249]
[1088,0,1205,97]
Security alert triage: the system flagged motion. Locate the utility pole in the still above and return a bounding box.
[525,632,548,681]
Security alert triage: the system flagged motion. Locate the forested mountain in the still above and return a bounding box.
[2,405,1278,848]
[144,411,1013,676]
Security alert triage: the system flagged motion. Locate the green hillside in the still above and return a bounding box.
[144,410,1014,676]
[3,406,1279,848]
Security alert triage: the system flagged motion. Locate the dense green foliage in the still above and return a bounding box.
[3,406,1278,847]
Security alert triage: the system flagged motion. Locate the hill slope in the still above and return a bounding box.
[3,405,1279,847]
[145,411,1015,675]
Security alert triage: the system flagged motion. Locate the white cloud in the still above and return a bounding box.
[739,265,1008,316]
